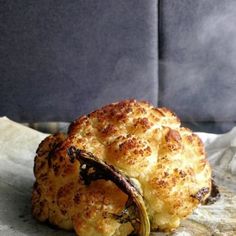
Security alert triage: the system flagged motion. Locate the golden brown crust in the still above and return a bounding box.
[32,99,211,235]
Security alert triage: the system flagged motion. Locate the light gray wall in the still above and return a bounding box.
[159,0,236,124]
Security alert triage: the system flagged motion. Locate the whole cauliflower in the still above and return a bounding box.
[32,100,212,236]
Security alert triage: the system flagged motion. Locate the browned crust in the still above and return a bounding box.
[32,99,212,235]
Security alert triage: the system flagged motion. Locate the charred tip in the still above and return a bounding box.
[191,187,210,202]
[203,178,221,205]
[67,146,150,236]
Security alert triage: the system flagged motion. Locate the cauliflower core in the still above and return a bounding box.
[32,100,212,235]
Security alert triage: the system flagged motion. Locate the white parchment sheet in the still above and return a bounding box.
[0,117,235,236]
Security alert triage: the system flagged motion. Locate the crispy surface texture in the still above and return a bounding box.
[32,100,212,235]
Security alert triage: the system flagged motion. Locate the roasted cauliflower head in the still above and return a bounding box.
[32,100,212,235]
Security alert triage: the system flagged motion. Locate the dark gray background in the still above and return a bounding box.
[0,0,157,122]
[1,0,236,133]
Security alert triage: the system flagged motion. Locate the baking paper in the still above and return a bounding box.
[0,117,235,235]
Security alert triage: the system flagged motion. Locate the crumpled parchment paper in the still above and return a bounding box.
[0,117,235,236]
